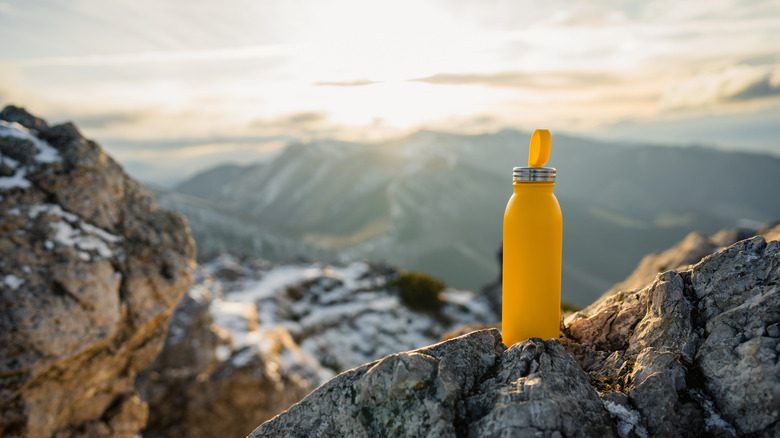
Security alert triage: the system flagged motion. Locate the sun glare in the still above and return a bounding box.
[0,0,778,153]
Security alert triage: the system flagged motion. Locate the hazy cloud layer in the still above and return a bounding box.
[661,64,780,109]
[71,111,147,129]
[412,71,617,89]
[315,79,380,87]
[1,0,778,166]
[249,112,332,136]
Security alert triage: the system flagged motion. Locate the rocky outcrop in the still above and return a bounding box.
[183,255,493,374]
[251,235,779,437]
[138,255,495,437]
[252,329,614,437]
[0,106,196,437]
[606,223,780,296]
[137,268,325,438]
[138,255,495,436]
[566,235,779,436]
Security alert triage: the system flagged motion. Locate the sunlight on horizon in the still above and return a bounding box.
[1,0,779,182]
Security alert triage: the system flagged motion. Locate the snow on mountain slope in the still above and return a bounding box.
[204,254,495,372]
[167,129,780,305]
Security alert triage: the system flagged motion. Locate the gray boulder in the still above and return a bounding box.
[251,329,614,438]
[0,106,195,437]
[566,235,779,436]
[252,235,779,437]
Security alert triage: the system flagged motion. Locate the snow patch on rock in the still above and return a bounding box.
[3,274,24,290]
[0,121,60,190]
[22,203,122,260]
[603,400,649,438]
[689,389,738,436]
[204,255,495,373]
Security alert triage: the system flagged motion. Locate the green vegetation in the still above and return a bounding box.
[393,271,446,312]
[286,285,305,301]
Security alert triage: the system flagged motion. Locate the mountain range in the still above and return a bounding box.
[155,129,780,305]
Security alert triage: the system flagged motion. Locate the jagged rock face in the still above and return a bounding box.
[0,106,196,437]
[565,236,779,436]
[251,329,615,438]
[605,228,754,296]
[252,236,779,437]
[137,268,323,438]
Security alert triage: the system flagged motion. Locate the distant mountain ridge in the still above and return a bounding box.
[160,129,780,305]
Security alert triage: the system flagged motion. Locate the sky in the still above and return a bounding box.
[1,0,779,184]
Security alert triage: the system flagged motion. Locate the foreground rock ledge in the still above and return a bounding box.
[251,236,779,437]
[0,106,196,437]
[252,329,613,438]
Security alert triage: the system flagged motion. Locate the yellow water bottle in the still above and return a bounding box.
[502,129,562,346]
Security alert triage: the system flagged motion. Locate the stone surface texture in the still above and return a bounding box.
[0,106,195,437]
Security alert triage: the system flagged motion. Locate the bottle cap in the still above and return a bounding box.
[528,129,551,168]
[513,129,555,182]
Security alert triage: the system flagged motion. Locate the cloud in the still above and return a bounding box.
[0,2,15,15]
[411,71,617,89]
[729,74,780,101]
[8,44,294,68]
[551,8,629,27]
[244,111,364,140]
[284,112,327,125]
[250,111,328,131]
[661,64,780,109]
[314,79,379,87]
[70,111,146,129]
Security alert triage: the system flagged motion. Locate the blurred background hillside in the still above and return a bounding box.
[2,0,779,305]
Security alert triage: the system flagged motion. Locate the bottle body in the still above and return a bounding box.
[502,181,562,345]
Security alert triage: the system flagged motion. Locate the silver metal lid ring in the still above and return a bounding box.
[513,167,556,182]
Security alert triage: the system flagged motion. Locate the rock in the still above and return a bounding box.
[201,255,495,373]
[139,255,496,436]
[137,268,325,438]
[464,338,614,437]
[252,234,779,437]
[477,246,503,316]
[566,236,779,436]
[251,329,614,438]
[0,105,49,131]
[605,223,780,298]
[0,106,196,437]
[605,228,754,297]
